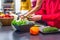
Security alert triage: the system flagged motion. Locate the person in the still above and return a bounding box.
[24,0,60,29]
[20,0,31,15]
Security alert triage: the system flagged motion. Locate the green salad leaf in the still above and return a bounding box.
[11,19,27,26]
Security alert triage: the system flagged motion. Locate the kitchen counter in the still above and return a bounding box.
[0,26,60,40]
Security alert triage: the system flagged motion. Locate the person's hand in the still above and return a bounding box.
[19,15,24,19]
[28,15,42,21]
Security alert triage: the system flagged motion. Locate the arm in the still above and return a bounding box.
[28,0,60,22]
[25,0,42,16]
[34,0,60,21]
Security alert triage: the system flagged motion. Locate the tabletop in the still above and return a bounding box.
[0,26,60,40]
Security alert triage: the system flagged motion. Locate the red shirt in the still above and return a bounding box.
[35,0,60,28]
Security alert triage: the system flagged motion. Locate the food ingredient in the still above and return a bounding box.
[30,26,39,35]
[43,27,58,33]
[11,19,27,26]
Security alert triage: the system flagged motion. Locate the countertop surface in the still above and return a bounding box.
[0,26,60,40]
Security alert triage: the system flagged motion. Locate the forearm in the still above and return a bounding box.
[24,6,40,16]
[26,0,42,16]
[28,6,40,14]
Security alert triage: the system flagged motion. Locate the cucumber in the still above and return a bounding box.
[43,27,58,33]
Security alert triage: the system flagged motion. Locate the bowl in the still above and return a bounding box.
[12,22,35,32]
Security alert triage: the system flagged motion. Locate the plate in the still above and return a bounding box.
[39,26,60,34]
